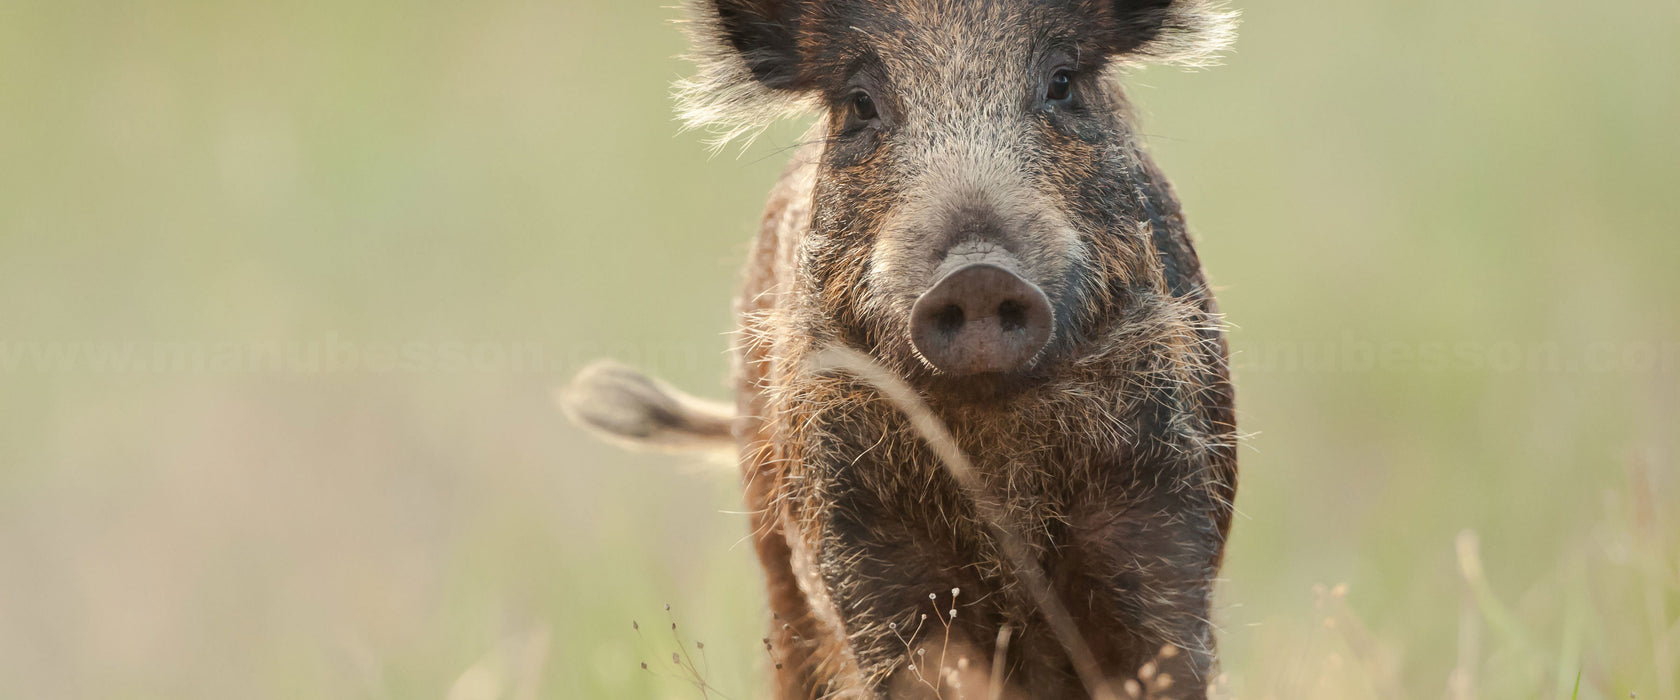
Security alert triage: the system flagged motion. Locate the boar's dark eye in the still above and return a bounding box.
[849,92,878,122]
[1046,69,1074,102]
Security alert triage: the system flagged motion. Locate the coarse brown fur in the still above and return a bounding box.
[564,1,1239,697]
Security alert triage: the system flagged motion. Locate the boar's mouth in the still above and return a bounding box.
[915,365,1056,403]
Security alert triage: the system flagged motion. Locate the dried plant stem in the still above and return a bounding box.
[989,625,1013,700]
[1451,537,1480,700]
[813,346,1119,700]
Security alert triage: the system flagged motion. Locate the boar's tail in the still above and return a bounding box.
[559,360,736,453]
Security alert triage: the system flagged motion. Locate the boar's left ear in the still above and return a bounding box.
[1103,0,1238,68]
[676,0,817,148]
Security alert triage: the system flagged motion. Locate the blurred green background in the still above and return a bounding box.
[0,1,1675,698]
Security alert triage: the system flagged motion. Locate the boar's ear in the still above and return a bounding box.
[1104,0,1238,68]
[676,0,817,148]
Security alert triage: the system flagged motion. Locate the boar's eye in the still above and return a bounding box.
[1046,69,1074,102]
[849,91,879,122]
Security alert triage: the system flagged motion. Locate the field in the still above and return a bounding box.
[0,1,1676,698]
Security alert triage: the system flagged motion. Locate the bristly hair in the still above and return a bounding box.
[672,0,821,152]
[1120,0,1240,70]
[672,0,1239,151]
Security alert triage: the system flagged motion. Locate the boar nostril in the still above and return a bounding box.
[933,305,966,335]
[996,299,1026,333]
[909,263,1054,377]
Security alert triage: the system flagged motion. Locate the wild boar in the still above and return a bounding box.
[564,1,1239,697]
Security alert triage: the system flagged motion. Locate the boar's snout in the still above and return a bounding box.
[910,262,1053,376]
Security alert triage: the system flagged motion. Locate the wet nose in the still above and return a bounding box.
[909,263,1054,376]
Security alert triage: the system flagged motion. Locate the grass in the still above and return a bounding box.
[437,448,1675,700]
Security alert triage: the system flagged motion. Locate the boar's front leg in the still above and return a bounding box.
[809,471,1001,698]
[1062,478,1224,698]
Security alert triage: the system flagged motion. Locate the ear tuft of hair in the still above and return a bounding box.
[559,360,737,452]
[673,0,820,150]
[1113,0,1240,69]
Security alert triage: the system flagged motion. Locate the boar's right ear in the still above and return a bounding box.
[676,0,817,148]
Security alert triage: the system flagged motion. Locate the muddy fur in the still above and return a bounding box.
[572,1,1240,698]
